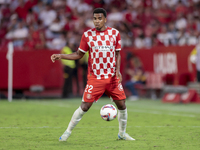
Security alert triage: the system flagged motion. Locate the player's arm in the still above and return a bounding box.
[115,31,122,83]
[51,50,85,63]
[116,51,122,83]
[51,33,89,63]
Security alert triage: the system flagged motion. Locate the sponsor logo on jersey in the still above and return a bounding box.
[94,46,114,51]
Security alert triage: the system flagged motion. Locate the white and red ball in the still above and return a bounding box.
[100,104,117,121]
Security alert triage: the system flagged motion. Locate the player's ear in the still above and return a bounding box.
[105,18,107,23]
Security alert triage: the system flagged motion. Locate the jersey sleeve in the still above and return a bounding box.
[78,33,89,53]
[115,32,121,51]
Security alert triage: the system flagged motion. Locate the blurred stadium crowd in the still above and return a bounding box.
[0,0,200,50]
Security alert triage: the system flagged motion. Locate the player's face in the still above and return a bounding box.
[93,13,107,31]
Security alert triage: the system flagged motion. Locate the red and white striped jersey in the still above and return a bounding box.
[78,27,121,79]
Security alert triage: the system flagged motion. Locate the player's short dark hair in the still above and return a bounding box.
[93,8,107,18]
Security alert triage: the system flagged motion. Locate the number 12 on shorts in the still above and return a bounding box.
[85,84,93,93]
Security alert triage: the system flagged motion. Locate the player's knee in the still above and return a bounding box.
[114,100,126,110]
[81,106,89,112]
[81,102,92,112]
[117,105,126,110]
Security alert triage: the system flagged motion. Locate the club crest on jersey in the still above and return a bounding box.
[118,83,123,91]
[109,37,114,43]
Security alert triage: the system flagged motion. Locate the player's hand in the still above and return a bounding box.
[116,70,122,83]
[51,54,61,63]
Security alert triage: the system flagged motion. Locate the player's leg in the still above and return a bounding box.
[59,102,93,141]
[66,102,93,133]
[113,99,127,136]
[59,76,105,141]
[114,99,126,134]
[107,76,135,140]
[113,100,135,140]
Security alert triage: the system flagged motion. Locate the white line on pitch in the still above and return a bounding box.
[1,126,200,129]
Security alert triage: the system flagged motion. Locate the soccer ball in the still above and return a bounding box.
[100,104,117,121]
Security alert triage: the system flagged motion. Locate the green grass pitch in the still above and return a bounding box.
[0,98,200,150]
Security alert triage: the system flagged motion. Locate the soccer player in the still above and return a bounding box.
[51,8,135,141]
